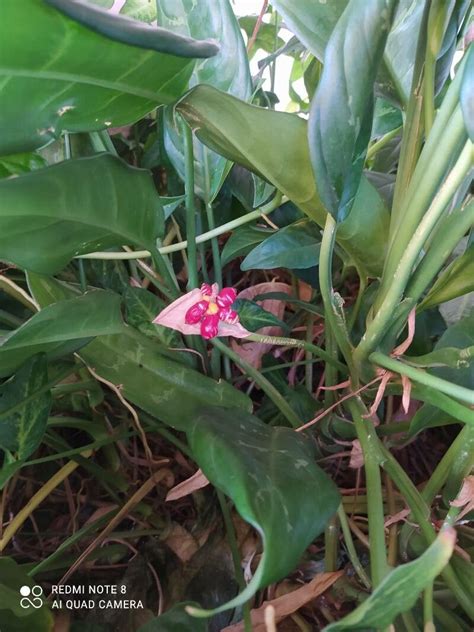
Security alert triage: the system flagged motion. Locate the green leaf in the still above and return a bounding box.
[158,0,251,201]
[324,528,456,630]
[221,225,273,266]
[0,355,51,458]
[420,245,474,311]
[177,85,389,277]
[0,154,163,274]
[241,219,321,271]
[46,0,219,57]
[430,311,474,389]
[0,0,212,155]
[27,275,252,429]
[233,299,288,333]
[270,0,424,105]
[186,407,340,616]
[79,333,251,430]
[460,38,474,141]
[0,558,53,631]
[137,604,207,631]
[0,290,124,377]
[308,0,399,221]
[0,152,47,179]
[408,404,455,437]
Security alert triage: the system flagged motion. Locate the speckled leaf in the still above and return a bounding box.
[325,528,455,630]
[186,407,340,616]
[0,355,51,459]
[27,275,252,430]
[0,154,163,274]
[241,219,321,271]
[178,85,389,278]
[0,0,215,155]
[0,290,125,377]
[308,0,399,221]
[158,0,251,201]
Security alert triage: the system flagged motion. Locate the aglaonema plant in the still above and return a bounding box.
[0,0,473,630]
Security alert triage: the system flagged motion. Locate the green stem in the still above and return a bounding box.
[355,141,472,365]
[366,125,402,161]
[319,214,356,379]
[211,338,301,428]
[423,582,434,632]
[305,314,314,393]
[421,425,473,505]
[389,1,430,230]
[246,333,347,374]
[181,117,198,290]
[423,49,436,136]
[324,514,339,572]
[369,351,474,406]
[346,399,388,587]
[77,194,285,260]
[337,504,371,589]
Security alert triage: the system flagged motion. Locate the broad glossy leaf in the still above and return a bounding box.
[137,604,207,631]
[0,557,53,631]
[177,85,389,277]
[242,219,321,271]
[421,244,474,311]
[325,528,455,630]
[408,404,454,437]
[271,0,424,105]
[233,299,288,333]
[0,355,51,458]
[158,0,251,201]
[120,0,157,23]
[308,0,398,221]
[0,290,125,377]
[221,225,273,267]
[0,154,163,274]
[186,407,340,615]
[430,311,474,389]
[80,334,252,430]
[27,276,252,429]
[0,0,215,155]
[0,152,47,179]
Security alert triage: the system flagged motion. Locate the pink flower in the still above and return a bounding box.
[153,283,250,340]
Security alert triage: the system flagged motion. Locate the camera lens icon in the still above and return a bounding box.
[19,585,44,609]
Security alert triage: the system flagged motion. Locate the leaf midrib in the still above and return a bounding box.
[0,64,190,104]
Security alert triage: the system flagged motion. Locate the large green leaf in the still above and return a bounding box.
[0,558,53,632]
[177,85,389,277]
[186,407,340,616]
[27,276,252,430]
[0,355,51,458]
[221,224,273,266]
[324,528,455,630]
[270,0,424,105]
[308,0,398,222]
[0,0,216,155]
[158,0,252,201]
[241,219,321,270]
[0,154,163,274]
[0,290,125,377]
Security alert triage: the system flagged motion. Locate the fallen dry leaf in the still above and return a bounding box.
[451,475,474,521]
[164,523,199,563]
[222,571,343,632]
[166,468,209,502]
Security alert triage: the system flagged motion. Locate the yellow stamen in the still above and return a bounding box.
[206,302,219,315]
